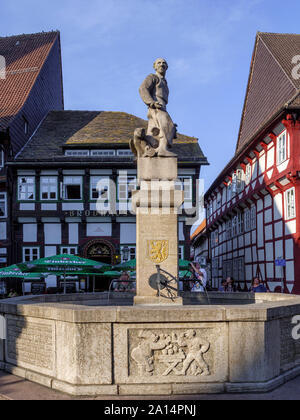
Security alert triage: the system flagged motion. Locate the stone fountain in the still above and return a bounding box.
[0,59,300,396]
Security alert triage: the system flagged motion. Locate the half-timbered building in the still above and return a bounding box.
[0,31,64,293]
[9,110,208,291]
[203,32,300,293]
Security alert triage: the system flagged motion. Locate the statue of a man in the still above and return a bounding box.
[138,58,177,157]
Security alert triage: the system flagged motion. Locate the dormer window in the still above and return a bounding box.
[23,117,29,135]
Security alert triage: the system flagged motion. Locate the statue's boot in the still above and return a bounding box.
[157,147,177,157]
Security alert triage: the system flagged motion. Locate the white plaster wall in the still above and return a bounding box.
[68,224,79,245]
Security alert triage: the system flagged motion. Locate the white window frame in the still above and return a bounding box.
[90,176,111,201]
[277,130,287,165]
[227,182,232,201]
[245,163,252,185]
[176,176,192,201]
[285,187,296,220]
[91,150,115,157]
[236,169,244,193]
[117,150,134,157]
[118,173,137,201]
[40,176,58,201]
[22,247,40,262]
[61,176,83,201]
[250,205,256,229]
[0,193,7,218]
[178,245,184,260]
[244,208,251,232]
[120,245,136,263]
[65,150,89,157]
[60,246,78,255]
[18,176,35,201]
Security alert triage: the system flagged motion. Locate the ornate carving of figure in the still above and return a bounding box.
[130,58,177,158]
[175,330,210,376]
[131,330,171,375]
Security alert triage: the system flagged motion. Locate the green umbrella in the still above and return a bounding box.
[114,259,136,271]
[178,259,192,269]
[102,270,122,277]
[18,254,109,294]
[179,270,192,279]
[18,254,109,274]
[0,264,45,278]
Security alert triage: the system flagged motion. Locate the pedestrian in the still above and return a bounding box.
[189,262,206,292]
[250,277,268,293]
[118,271,130,291]
[218,279,227,292]
[226,276,237,292]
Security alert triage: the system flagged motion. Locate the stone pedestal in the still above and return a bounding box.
[133,157,183,306]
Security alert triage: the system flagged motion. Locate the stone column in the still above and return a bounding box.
[132,157,183,305]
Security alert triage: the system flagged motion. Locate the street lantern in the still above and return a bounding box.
[122,245,130,261]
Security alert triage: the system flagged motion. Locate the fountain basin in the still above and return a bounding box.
[1,292,300,396]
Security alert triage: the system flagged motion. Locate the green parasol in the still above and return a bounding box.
[114,259,136,271]
[179,270,192,279]
[102,270,122,277]
[178,259,192,269]
[18,254,110,294]
[0,264,46,278]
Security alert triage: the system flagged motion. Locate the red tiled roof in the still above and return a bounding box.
[0,31,59,131]
[190,219,206,241]
[236,32,300,155]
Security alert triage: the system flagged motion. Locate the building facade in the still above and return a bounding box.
[202,32,300,293]
[8,110,207,292]
[0,31,64,291]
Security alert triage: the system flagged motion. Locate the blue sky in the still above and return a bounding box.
[1,0,300,192]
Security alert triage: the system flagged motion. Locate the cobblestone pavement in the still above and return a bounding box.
[0,371,300,400]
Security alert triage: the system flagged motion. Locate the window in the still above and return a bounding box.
[226,219,232,240]
[90,176,110,200]
[117,150,134,157]
[233,257,245,282]
[237,212,244,235]
[277,131,287,165]
[23,118,29,135]
[236,169,244,193]
[18,176,35,200]
[245,164,251,185]
[118,173,137,201]
[60,246,78,255]
[175,176,192,200]
[65,150,89,157]
[0,193,6,218]
[23,247,39,262]
[40,177,58,200]
[232,215,238,237]
[178,245,184,260]
[120,245,136,263]
[232,174,237,196]
[244,208,251,232]
[250,206,256,229]
[227,182,232,201]
[91,150,115,157]
[62,176,82,200]
[222,260,233,279]
[210,230,219,248]
[285,188,296,220]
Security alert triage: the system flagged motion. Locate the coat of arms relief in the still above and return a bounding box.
[147,240,169,263]
[130,329,210,377]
